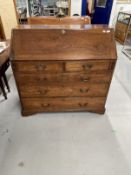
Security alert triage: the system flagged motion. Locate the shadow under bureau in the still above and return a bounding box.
[11,25,117,116]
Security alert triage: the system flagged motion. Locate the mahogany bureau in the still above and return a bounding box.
[11,25,117,116]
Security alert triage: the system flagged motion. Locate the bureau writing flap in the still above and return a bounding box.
[11,24,117,61]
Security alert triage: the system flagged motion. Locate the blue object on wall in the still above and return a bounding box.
[81,0,87,16]
[92,0,113,24]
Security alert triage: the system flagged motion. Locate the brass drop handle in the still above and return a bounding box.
[83,64,93,70]
[37,77,47,82]
[78,103,88,107]
[38,89,48,95]
[80,77,90,82]
[41,103,50,107]
[36,64,47,71]
[38,90,42,94]
[80,88,89,93]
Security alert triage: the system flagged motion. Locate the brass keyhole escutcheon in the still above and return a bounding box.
[62,30,66,35]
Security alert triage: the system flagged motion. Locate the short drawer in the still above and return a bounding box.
[21,97,105,112]
[19,83,109,97]
[12,61,64,73]
[65,60,111,72]
[15,72,112,85]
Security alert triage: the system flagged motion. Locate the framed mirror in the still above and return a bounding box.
[28,0,70,17]
[13,0,71,24]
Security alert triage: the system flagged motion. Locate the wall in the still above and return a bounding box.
[71,0,82,16]
[109,0,117,27]
[0,0,17,39]
[88,0,93,13]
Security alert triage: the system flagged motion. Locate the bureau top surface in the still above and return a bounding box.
[28,16,91,25]
[11,25,117,61]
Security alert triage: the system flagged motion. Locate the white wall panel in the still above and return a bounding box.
[70,0,82,16]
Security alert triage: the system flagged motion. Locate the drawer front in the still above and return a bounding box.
[21,97,105,112]
[15,72,112,85]
[65,60,111,72]
[12,61,64,73]
[19,83,108,97]
[12,60,115,74]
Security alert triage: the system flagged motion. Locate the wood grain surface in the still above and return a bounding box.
[11,25,117,116]
[28,16,91,25]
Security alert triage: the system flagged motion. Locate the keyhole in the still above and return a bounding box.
[62,30,66,35]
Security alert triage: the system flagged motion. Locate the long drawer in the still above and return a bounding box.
[21,97,105,112]
[19,83,108,97]
[12,60,114,74]
[15,72,112,85]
